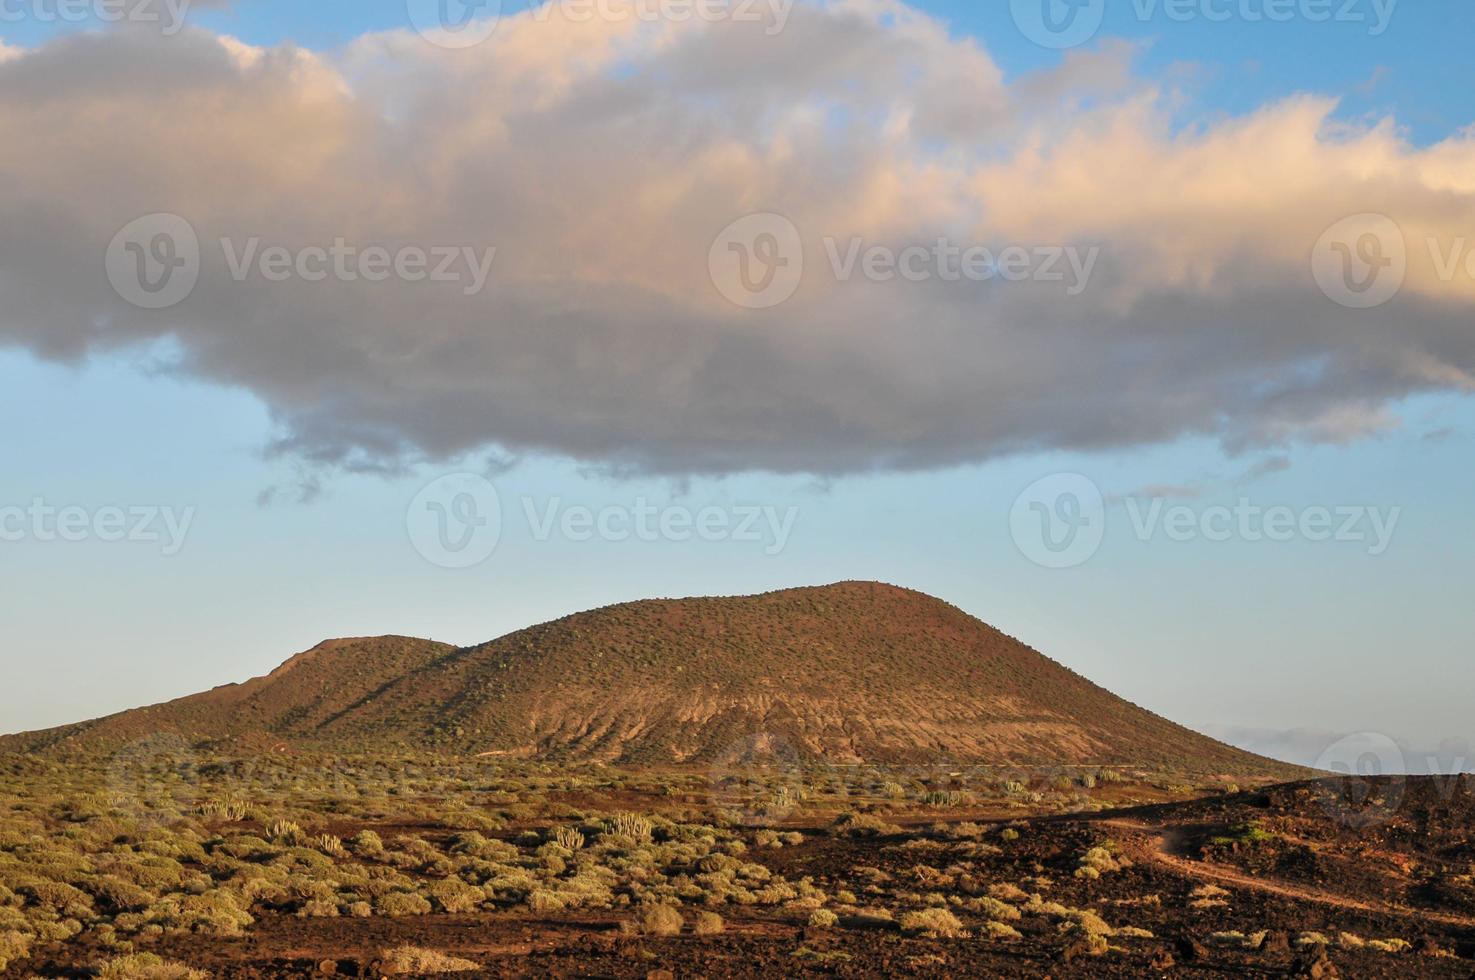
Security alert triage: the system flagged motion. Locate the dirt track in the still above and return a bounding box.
[1099,816,1475,931]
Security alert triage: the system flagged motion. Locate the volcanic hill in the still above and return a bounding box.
[0,582,1299,775]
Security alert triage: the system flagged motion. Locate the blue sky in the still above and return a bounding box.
[2,1,1472,773]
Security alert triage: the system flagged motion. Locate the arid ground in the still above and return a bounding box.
[0,754,1469,978]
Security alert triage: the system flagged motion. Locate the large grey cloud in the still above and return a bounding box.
[1,2,1472,477]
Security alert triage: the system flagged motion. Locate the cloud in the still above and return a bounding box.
[1238,455,1291,482]
[2,4,1475,478]
[1106,483,1201,503]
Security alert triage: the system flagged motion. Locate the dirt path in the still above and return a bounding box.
[1097,818,1475,931]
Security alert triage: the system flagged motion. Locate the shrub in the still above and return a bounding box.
[430,878,483,914]
[85,875,154,913]
[379,945,480,974]
[988,882,1028,903]
[1076,845,1123,877]
[18,879,93,917]
[375,892,432,917]
[921,790,963,807]
[97,953,207,979]
[266,820,304,845]
[637,903,684,936]
[1059,909,1113,939]
[314,834,346,857]
[174,890,254,936]
[967,896,1021,921]
[607,814,654,844]
[526,888,566,913]
[832,813,901,838]
[695,911,725,935]
[899,908,967,938]
[1208,823,1276,847]
[348,830,385,857]
[808,908,839,929]
[1189,882,1230,909]
[0,930,30,972]
[984,921,1022,940]
[554,827,585,851]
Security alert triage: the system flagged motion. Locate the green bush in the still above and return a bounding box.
[375,892,432,917]
[97,953,207,979]
[637,903,683,936]
[899,908,967,938]
[0,930,31,972]
[808,908,839,929]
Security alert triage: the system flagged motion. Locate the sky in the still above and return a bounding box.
[2,0,1473,775]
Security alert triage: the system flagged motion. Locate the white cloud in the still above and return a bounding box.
[1,4,1473,476]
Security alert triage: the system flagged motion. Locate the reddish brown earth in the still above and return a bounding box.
[12,776,1474,979]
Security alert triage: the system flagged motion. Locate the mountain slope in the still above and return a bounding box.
[0,582,1299,775]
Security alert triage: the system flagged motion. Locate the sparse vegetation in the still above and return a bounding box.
[899,907,967,938]
[97,953,208,979]
[0,596,1456,977]
[635,903,684,936]
[379,945,480,974]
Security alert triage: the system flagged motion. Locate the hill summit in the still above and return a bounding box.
[2,582,1294,775]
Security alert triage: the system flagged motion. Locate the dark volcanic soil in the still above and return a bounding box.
[12,776,1474,979]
